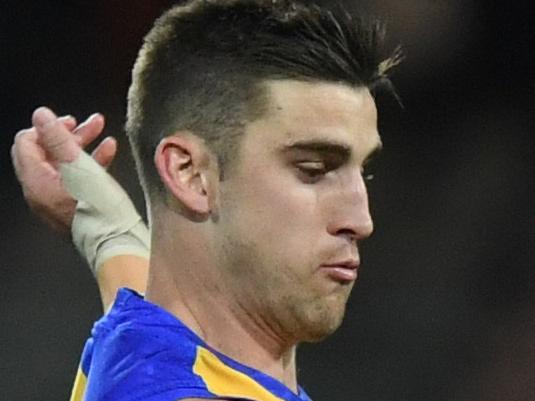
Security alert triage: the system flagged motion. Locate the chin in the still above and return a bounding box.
[299,302,346,343]
[302,318,344,343]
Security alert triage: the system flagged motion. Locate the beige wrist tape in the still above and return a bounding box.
[59,151,150,275]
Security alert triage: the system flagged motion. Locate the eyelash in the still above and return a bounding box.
[362,166,375,182]
[296,164,328,183]
[363,173,375,182]
[296,163,375,183]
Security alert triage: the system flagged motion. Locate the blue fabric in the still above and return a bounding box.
[78,288,313,401]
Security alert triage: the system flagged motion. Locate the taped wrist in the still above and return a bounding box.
[59,151,150,275]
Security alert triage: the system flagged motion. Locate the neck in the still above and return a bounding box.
[145,217,298,392]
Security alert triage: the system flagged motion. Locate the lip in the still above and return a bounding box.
[322,259,360,269]
[320,260,360,282]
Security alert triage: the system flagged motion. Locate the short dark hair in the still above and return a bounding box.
[126,0,401,198]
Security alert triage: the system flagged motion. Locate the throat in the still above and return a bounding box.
[145,261,299,392]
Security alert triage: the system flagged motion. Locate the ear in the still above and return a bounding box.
[154,134,215,215]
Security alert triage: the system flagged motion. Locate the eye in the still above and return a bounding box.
[295,161,328,183]
[362,169,374,182]
[361,164,375,182]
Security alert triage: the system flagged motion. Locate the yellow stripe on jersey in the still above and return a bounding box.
[193,346,285,401]
[69,367,87,401]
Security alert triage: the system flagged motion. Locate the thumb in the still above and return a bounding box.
[33,107,81,163]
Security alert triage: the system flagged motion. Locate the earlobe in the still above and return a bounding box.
[154,134,211,215]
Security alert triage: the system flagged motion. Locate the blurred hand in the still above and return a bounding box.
[11,107,118,235]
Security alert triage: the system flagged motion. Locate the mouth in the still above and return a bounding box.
[319,260,360,283]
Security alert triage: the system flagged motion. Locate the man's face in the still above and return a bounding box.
[215,80,381,343]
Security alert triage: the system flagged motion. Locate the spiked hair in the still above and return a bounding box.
[126,0,401,197]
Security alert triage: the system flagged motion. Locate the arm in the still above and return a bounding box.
[12,107,149,311]
[98,255,148,311]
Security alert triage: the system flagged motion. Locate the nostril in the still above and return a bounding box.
[336,228,357,241]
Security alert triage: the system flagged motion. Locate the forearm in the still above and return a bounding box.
[60,150,151,311]
[13,108,151,313]
[97,255,149,311]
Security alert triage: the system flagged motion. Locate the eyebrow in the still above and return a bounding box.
[281,138,383,163]
[281,139,351,158]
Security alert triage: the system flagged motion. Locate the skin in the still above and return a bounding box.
[97,255,149,310]
[147,79,380,392]
[217,80,379,342]
[11,112,114,234]
[13,80,380,400]
[11,109,149,310]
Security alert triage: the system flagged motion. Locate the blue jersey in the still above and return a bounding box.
[70,288,313,401]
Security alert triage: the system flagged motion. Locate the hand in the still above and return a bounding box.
[11,107,117,235]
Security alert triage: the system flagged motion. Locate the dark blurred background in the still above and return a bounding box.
[1,1,534,400]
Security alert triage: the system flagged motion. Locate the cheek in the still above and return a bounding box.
[242,173,326,253]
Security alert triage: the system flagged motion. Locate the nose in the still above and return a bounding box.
[326,172,374,242]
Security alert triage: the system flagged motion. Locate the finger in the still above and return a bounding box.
[12,131,58,181]
[14,127,37,143]
[33,107,80,163]
[13,129,41,170]
[14,127,37,145]
[13,117,77,176]
[11,143,21,177]
[73,113,105,148]
[59,115,77,131]
[91,137,117,169]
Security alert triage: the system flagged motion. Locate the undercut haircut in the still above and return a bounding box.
[126,0,401,199]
